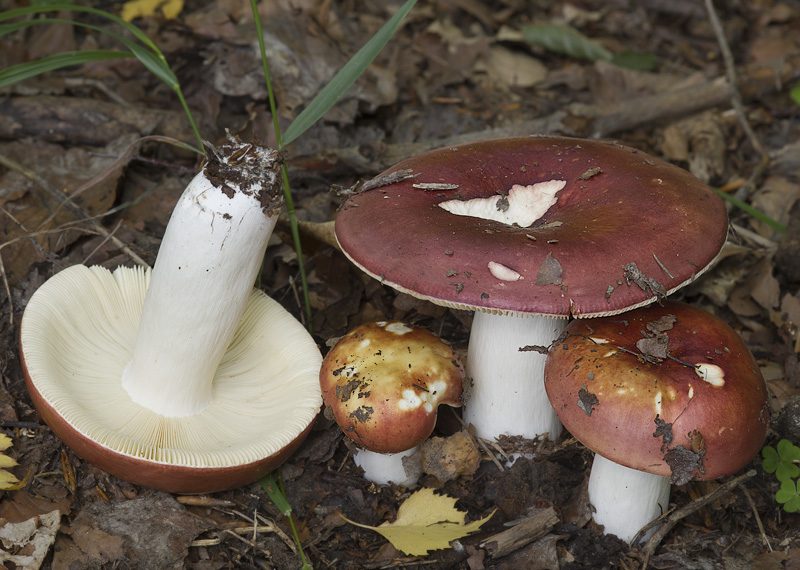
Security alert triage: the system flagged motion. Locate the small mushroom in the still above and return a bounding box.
[20,135,322,494]
[320,322,464,486]
[334,137,728,442]
[544,301,769,542]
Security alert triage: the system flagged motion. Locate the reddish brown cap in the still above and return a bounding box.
[335,137,727,317]
[544,301,769,482]
[320,322,464,454]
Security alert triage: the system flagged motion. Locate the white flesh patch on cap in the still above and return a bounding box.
[589,337,610,344]
[488,261,522,281]
[384,322,413,335]
[420,380,448,412]
[695,363,725,387]
[437,180,565,228]
[397,380,449,413]
[688,385,694,399]
[654,390,662,416]
[398,389,423,411]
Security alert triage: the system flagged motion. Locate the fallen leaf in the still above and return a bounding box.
[0,433,19,490]
[342,488,494,556]
[121,0,184,21]
[421,431,481,482]
[0,510,61,570]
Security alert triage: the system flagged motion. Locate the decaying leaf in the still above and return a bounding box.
[0,510,62,570]
[341,488,494,556]
[535,252,563,286]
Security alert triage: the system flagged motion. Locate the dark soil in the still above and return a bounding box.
[1,1,800,568]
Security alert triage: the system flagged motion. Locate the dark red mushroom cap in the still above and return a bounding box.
[335,137,727,317]
[319,322,464,454]
[544,301,769,482]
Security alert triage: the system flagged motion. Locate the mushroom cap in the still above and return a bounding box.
[319,322,464,454]
[20,265,322,494]
[544,301,769,482]
[335,137,727,318]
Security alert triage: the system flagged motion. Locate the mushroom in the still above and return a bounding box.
[20,135,322,494]
[544,300,769,542]
[334,137,728,442]
[319,321,463,486]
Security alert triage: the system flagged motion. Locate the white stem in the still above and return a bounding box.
[353,447,421,487]
[463,312,567,441]
[122,141,282,417]
[588,454,671,543]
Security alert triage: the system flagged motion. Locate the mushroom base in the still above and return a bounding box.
[353,447,421,487]
[588,454,671,544]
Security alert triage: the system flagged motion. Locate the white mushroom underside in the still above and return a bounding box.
[20,265,322,468]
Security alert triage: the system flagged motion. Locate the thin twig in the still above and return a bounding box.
[451,409,505,472]
[704,0,770,201]
[0,152,148,267]
[0,253,12,325]
[741,485,772,552]
[637,469,757,568]
[82,220,123,265]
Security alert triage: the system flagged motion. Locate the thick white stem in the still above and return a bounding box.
[464,312,567,441]
[353,447,421,487]
[588,454,671,543]
[122,141,282,417]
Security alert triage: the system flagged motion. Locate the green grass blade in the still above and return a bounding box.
[260,471,312,569]
[712,187,787,234]
[0,17,178,88]
[0,50,132,87]
[0,4,162,54]
[0,5,201,149]
[260,472,292,516]
[281,0,417,146]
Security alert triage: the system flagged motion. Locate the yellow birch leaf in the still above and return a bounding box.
[0,434,17,468]
[121,0,184,22]
[0,453,17,468]
[0,468,20,490]
[1,467,30,491]
[341,488,495,556]
[0,433,12,451]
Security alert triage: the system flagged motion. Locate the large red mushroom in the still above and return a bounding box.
[335,137,728,442]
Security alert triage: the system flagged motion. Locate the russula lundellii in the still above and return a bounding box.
[20,134,322,494]
[544,301,768,542]
[334,137,728,442]
[320,321,463,486]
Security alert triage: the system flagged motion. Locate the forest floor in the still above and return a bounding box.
[1,0,800,568]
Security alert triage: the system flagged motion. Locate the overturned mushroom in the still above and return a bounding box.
[20,135,322,494]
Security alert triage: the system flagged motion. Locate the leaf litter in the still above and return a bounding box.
[1,1,800,569]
